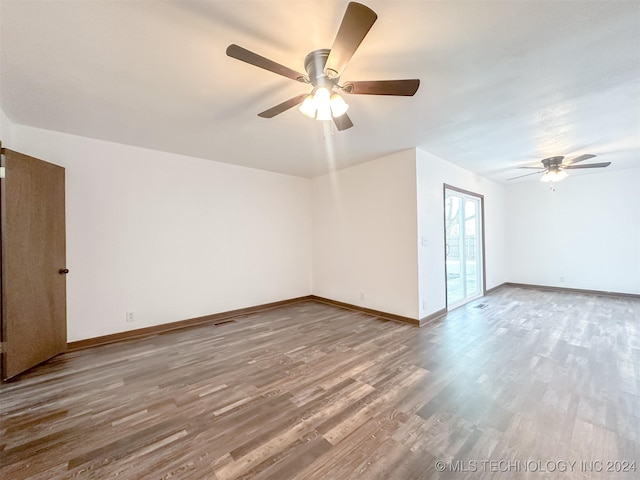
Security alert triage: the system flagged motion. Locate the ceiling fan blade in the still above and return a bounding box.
[507,170,546,181]
[324,2,378,79]
[226,44,306,82]
[563,162,611,169]
[517,166,545,169]
[343,79,420,96]
[257,93,309,118]
[333,113,354,131]
[564,153,596,165]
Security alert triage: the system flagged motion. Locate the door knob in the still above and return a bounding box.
[59,268,69,274]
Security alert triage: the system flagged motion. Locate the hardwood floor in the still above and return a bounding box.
[1,287,639,479]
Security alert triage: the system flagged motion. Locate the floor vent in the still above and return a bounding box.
[214,319,236,326]
[474,303,488,309]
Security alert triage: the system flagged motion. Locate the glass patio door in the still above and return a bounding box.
[444,187,484,309]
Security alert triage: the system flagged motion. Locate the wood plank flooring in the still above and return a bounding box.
[1,286,639,479]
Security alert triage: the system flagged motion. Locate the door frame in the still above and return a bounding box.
[0,142,4,377]
[443,184,486,310]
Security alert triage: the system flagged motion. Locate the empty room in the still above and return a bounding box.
[1,1,638,479]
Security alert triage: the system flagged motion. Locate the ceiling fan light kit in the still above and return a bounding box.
[298,49,349,121]
[298,85,349,120]
[226,2,420,131]
[540,169,568,183]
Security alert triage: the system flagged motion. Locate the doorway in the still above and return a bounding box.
[444,185,485,309]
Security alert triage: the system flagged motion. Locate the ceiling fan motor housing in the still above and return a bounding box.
[542,156,564,170]
[304,49,340,89]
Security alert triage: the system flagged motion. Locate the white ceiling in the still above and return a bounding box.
[1,0,638,181]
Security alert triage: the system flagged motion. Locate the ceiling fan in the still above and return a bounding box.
[226,2,420,131]
[507,154,611,182]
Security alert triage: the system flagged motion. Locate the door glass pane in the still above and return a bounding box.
[445,188,484,309]
[445,195,464,306]
[465,199,479,296]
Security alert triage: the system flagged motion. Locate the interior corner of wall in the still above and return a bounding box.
[0,106,14,147]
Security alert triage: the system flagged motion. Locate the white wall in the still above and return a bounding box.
[506,167,640,294]
[416,148,507,316]
[7,117,635,345]
[311,149,420,319]
[11,125,312,341]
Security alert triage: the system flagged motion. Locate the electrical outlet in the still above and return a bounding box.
[126,312,135,322]
[423,300,427,310]
[559,276,565,284]
[360,292,365,301]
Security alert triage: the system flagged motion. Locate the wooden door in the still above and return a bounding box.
[1,146,67,380]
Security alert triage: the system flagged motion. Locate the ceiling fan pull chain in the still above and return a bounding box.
[322,121,335,141]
